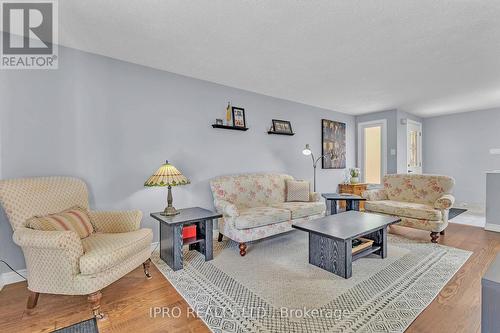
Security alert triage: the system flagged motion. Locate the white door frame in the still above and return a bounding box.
[357,119,387,184]
[406,119,422,174]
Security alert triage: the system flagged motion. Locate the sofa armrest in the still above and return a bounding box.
[214,200,239,217]
[434,194,455,210]
[13,228,83,281]
[309,192,321,202]
[362,189,388,201]
[88,210,142,233]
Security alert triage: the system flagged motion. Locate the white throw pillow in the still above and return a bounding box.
[286,180,310,202]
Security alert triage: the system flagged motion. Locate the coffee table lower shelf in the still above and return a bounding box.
[352,245,381,261]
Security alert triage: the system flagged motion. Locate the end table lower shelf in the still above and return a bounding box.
[150,207,222,271]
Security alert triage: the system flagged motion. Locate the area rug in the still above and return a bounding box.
[152,231,471,333]
[52,318,98,333]
[449,208,468,220]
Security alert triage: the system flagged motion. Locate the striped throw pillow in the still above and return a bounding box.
[286,180,310,202]
[28,206,94,239]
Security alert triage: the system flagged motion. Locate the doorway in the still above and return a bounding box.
[358,120,387,185]
[407,120,422,174]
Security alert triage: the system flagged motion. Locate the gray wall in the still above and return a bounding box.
[423,108,500,210]
[0,46,355,273]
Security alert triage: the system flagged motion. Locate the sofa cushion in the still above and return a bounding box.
[80,228,153,275]
[234,207,291,230]
[272,202,325,219]
[365,200,442,221]
[383,174,455,205]
[286,180,310,202]
[28,206,94,239]
[210,173,294,208]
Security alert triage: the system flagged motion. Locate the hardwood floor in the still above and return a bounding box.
[1,222,499,333]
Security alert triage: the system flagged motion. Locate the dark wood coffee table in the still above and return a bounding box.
[321,193,366,215]
[292,211,400,279]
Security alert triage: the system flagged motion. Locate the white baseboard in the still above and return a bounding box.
[0,268,27,290]
[485,223,500,233]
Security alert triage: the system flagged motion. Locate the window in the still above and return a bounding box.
[358,120,387,185]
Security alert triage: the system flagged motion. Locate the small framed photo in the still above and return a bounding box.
[232,107,246,128]
[272,119,293,134]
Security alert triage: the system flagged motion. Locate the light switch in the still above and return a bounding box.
[490,148,500,155]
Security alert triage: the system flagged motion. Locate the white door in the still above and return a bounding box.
[407,120,422,174]
[358,120,387,185]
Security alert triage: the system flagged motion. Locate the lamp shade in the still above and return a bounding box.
[302,144,312,156]
[144,161,190,187]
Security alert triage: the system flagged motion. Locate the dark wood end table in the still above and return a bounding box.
[150,207,222,271]
[321,193,367,215]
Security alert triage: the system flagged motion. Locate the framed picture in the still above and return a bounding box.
[272,119,293,134]
[232,107,246,128]
[322,119,346,169]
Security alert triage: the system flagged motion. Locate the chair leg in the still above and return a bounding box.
[88,291,106,320]
[26,291,39,310]
[143,258,152,279]
[430,232,439,243]
[440,230,445,235]
[239,242,247,256]
[217,232,224,242]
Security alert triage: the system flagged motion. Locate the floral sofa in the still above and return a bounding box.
[210,173,325,256]
[363,174,455,243]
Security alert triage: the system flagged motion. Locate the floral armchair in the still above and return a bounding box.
[363,174,455,243]
[210,173,325,256]
[0,177,153,319]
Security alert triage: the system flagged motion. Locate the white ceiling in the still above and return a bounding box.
[56,0,500,117]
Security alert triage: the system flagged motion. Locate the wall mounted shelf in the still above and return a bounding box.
[267,131,295,136]
[212,124,249,131]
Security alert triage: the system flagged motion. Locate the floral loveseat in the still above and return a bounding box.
[210,173,325,256]
[363,174,455,243]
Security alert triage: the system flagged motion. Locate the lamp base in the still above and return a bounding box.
[161,206,180,216]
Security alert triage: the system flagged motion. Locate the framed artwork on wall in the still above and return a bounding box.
[322,119,346,169]
[272,119,293,134]
[232,107,246,128]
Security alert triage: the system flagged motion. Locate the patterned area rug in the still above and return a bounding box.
[52,318,98,332]
[152,231,471,333]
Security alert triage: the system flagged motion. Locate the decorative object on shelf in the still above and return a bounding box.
[215,118,223,125]
[144,160,190,216]
[302,144,334,192]
[232,107,246,128]
[225,102,232,126]
[350,168,360,184]
[271,119,293,134]
[182,224,197,239]
[322,119,346,169]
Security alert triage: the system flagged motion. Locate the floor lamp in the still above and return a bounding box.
[302,144,333,192]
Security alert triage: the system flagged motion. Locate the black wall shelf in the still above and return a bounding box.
[212,124,249,131]
[267,131,295,136]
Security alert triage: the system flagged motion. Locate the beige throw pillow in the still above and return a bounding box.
[28,206,95,239]
[286,180,310,202]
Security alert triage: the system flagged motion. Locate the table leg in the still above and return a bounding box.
[202,219,213,261]
[309,233,352,279]
[331,199,337,215]
[160,223,183,271]
[363,227,387,259]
